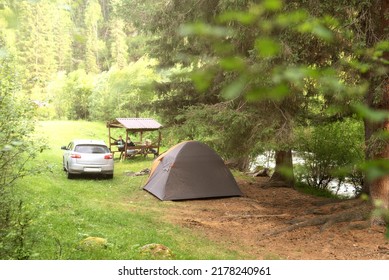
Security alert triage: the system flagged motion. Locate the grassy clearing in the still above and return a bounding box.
[16,121,250,260]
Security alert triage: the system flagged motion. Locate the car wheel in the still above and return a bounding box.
[106,174,113,179]
[66,165,74,179]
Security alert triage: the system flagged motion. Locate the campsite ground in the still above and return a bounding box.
[163,177,389,260]
[28,121,389,260]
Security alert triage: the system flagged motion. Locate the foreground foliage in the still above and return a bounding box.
[0,53,45,259]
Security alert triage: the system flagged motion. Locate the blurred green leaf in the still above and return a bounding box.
[297,20,333,42]
[352,103,389,122]
[213,41,235,56]
[255,38,280,58]
[348,59,371,73]
[73,32,86,44]
[281,67,307,85]
[360,159,389,182]
[322,15,340,28]
[312,25,333,41]
[218,11,257,24]
[246,83,289,101]
[263,0,283,11]
[375,41,389,52]
[191,70,214,92]
[221,77,247,100]
[373,41,389,62]
[219,56,246,71]
[272,66,321,86]
[276,10,309,27]
[179,23,232,38]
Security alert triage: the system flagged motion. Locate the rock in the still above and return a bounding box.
[135,168,150,176]
[124,168,150,177]
[249,168,270,177]
[78,237,108,250]
[139,243,174,259]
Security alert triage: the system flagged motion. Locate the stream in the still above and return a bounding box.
[250,151,359,198]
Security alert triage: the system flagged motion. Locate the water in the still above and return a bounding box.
[250,151,358,197]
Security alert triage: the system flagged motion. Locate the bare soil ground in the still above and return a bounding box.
[165,177,389,259]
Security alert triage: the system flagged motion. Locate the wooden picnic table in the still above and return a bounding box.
[110,142,159,159]
[107,118,162,160]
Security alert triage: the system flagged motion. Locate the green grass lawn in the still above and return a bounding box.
[16,121,251,260]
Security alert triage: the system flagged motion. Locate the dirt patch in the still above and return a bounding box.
[164,177,389,259]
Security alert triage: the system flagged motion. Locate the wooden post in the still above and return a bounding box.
[124,130,129,160]
[108,122,112,151]
[157,130,161,155]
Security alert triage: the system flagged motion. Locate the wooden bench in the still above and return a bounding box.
[123,144,159,159]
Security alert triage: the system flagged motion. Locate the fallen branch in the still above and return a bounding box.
[223,213,289,219]
[260,204,371,239]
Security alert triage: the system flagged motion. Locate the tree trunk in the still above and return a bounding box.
[365,79,389,210]
[363,0,389,222]
[263,150,294,188]
[225,156,250,172]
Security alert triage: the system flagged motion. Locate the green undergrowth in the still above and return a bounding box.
[294,182,343,199]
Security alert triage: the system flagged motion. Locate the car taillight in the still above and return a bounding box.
[71,154,81,158]
[104,154,113,159]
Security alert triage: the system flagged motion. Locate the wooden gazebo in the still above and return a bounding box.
[107,118,162,159]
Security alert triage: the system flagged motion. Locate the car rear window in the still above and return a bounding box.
[75,145,110,154]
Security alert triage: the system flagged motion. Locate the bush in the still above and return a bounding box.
[0,53,46,259]
[294,181,341,199]
[295,119,364,192]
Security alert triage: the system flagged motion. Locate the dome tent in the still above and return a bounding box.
[143,141,242,201]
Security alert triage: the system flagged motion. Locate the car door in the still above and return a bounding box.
[63,141,74,169]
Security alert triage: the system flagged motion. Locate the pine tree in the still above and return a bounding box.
[84,0,103,73]
[110,18,128,68]
[53,1,73,72]
[16,1,58,97]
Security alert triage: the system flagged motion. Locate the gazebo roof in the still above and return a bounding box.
[107,118,162,131]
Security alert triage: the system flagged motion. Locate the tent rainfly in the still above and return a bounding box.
[143,141,242,201]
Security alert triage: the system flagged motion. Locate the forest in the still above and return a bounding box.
[0,0,388,260]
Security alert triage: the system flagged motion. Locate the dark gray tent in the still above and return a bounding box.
[143,141,242,200]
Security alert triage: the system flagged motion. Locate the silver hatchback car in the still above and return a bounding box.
[61,139,114,179]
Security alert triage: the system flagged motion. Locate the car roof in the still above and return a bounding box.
[72,139,107,146]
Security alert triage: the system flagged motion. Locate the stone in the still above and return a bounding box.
[139,243,174,259]
[78,237,108,250]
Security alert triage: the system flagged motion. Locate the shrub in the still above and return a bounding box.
[295,119,364,192]
[0,53,46,259]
